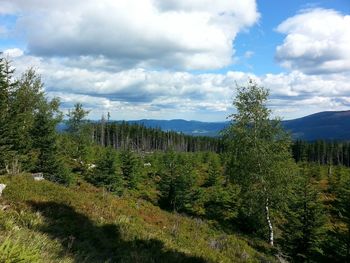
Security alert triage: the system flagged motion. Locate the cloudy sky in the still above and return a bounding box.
[0,0,350,121]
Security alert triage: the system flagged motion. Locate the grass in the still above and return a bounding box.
[0,174,275,262]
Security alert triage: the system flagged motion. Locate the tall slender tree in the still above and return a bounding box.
[66,103,91,171]
[0,56,17,172]
[226,80,296,246]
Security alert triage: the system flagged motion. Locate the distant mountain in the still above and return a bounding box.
[129,119,228,137]
[58,110,350,140]
[129,110,350,140]
[282,110,350,141]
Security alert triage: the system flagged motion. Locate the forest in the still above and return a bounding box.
[1,55,350,263]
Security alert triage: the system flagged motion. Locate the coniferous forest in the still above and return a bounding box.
[2,56,350,263]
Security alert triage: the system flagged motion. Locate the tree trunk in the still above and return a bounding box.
[265,197,274,246]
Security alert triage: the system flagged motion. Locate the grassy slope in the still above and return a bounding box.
[0,175,275,263]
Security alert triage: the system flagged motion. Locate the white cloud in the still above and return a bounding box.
[7,50,350,121]
[3,48,24,58]
[1,0,259,70]
[276,8,350,74]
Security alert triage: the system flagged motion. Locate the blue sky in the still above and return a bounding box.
[1,0,350,121]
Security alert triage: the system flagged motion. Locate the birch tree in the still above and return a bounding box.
[227,80,295,246]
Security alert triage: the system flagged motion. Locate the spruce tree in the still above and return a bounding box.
[120,149,140,188]
[88,147,123,194]
[30,98,71,184]
[281,163,326,262]
[0,56,16,173]
[66,103,91,172]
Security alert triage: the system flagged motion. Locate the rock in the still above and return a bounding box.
[87,163,96,170]
[32,173,44,181]
[0,184,6,197]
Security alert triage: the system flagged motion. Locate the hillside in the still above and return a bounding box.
[129,119,228,137]
[0,175,275,263]
[127,110,350,140]
[283,110,350,140]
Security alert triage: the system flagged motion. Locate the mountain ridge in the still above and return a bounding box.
[58,110,350,140]
[127,110,350,140]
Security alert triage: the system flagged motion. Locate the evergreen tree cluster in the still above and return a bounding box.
[91,121,224,152]
[293,139,350,166]
[0,56,70,183]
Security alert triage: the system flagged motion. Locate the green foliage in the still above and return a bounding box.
[225,80,297,244]
[0,56,17,173]
[170,163,199,213]
[0,56,70,183]
[281,163,327,262]
[324,168,350,262]
[0,236,41,263]
[30,97,72,184]
[65,103,92,174]
[204,184,241,222]
[205,154,221,187]
[66,103,90,134]
[120,149,141,188]
[87,147,123,194]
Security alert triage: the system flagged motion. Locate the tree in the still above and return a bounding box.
[0,59,66,177]
[30,97,71,184]
[0,56,17,173]
[281,163,326,262]
[119,149,140,188]
[9,69,47,171]
[327,170,350,262]
[226,80,296,246]
[67,103,90,134]
[204,184,241,223]
[87,147,123,194]
[205,154,221,187]
[66,103,91,172]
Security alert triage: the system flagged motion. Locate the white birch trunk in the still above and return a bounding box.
[265,197,274,246]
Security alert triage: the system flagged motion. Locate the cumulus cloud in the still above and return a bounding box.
[6,50,350,121]
[2,3,350,121]
[1,0,259,70]
[276,8,350,74]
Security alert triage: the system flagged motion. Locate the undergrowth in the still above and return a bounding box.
[0,174,275,262]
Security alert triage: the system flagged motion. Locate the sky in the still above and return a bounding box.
[0,0,350,121]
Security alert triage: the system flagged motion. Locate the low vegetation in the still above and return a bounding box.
[0,175,274,262]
